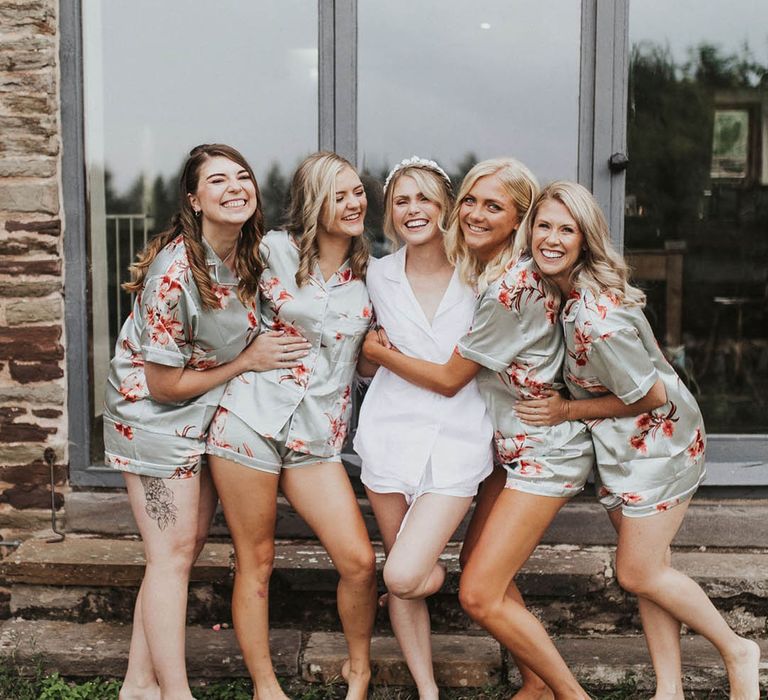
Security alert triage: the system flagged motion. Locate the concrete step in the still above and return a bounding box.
[2,535,767,639]
[65,492,768,548]
[1,619,766,691]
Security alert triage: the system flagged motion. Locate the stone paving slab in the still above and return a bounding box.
[1,620,766,690]
[4,536,767,601]
[671,551,768,597]
[302,631,502,687]
[0,536,232,585]
[0,619,299,678]
[66,491,768,548]
[549,635,768,690]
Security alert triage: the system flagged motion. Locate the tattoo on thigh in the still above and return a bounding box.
[139,476,178,530]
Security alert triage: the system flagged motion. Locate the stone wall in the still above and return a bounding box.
[0,0,66,534]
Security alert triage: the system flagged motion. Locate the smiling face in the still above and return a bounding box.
[390,175,443,247]
[531,197,584,295]
[322,166,367,240]
[188,155,257,230]
[459,174,520,262]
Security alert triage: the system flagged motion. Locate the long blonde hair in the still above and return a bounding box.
[285,151,369,286]
[382,165,453,251]
[523,181,646,306]
[123,143,264,308]
[444,158,539,291]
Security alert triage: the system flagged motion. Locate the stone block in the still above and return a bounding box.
[0,504,50,529]
[0,181,58,214]
[32,408,61,419]
[0,279,62,298]
[0,34,55,71]
[10,584,88,614]
[0,537,232,586]
[0,258,60,276]
[0,421,56,442]
[0,461,67,485]
[5,297,61,324]
[302,631,502,687]
[0,442,57,466]
[0,2,56,34]
[0,620,301,678]
[0,324,63,361]
[9,360,64,383]
[0,157,55,178]
[0,483,62,510]
[5,218,61,235]
[0,235,58,256]
[0,70,55,96]
[0,93,53,116]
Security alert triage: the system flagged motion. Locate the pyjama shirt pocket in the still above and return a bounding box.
[331,317,370,364]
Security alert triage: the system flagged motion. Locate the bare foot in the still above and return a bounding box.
[341,658,372,700]
[649,690,684,700]
[118,683,161,700]
[251,681,291,700]
[725,637,761,700]
[378,592,389,608]
[510,682,554,700]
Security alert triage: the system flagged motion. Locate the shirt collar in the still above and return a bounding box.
[561,288,583,322]
[202,237,238,285]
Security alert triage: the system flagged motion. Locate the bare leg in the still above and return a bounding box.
[460,489,589,700]
[369,489,473,700]
[606,509,683,699]
[281,462,377,700]
[368,490,437,699]
[209,457,286,700]
[461,468,553,700]
[123,471,213,700]
[615,502,761,700]
[120,581,160,700]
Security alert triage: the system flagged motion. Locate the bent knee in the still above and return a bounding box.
[383,565,423,599]
[616,560,657,596]
[233,541,276,582]
[459,574,497,622]
[336,545,377,584]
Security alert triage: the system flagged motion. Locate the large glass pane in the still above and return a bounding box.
[626,0,768,433]
[358,0,581,251]
[83,1,318,463]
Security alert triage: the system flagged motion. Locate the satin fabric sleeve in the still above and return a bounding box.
[587,326,658,404]
[457,291,523,373]
[138,274,197,368]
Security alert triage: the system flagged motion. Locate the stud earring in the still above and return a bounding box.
[194,209,201,218]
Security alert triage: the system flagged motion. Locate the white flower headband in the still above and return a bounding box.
[383,155,452,192]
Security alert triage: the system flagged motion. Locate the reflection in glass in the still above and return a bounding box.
[627,1,768,433]
[358,0,581,250]
[83,1,318,462]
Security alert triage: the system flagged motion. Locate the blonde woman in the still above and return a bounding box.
[354,157,493,699]
[515,181,761,700]
[363,158,594,700]
[207,152,377,700]
[104,144,309,700]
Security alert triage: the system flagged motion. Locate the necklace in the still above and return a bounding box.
[220,242,237,263]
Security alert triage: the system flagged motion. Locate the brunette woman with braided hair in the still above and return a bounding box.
[207,151,377,700]
[104,144,310,700]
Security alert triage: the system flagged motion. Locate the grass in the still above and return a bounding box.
[0,663,735,700]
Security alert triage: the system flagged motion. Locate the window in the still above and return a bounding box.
[79,0,318,478]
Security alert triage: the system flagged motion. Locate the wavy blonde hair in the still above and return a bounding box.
[285,151,370,286]
[522,181,646,306]
[444,158,539,291]
[123,143,264,308]
[382,166,453,251]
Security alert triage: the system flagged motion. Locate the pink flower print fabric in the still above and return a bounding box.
[561,288,706,515]
[217,230,372,459]
[103,236,259,478]
[457,256,593,498]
